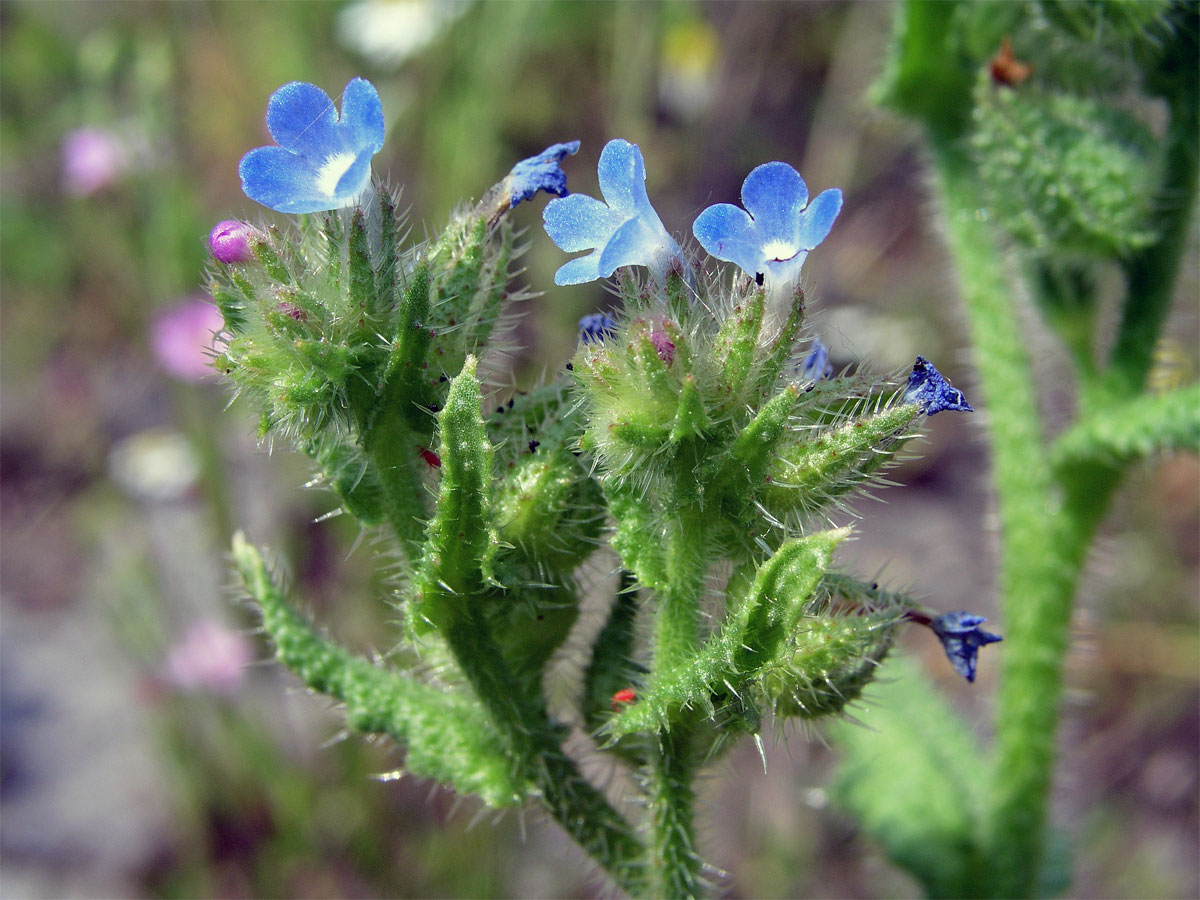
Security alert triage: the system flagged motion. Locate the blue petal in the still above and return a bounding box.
[330,149,375,206]
[693,202,762,275]
[596,139,645,215]
[239,146,323,213]
[266,82,341,156]
[801,339,833,381]
[598,217,653,276]
[579,312,617,343]
[741,161,809,239]
[598,216,679,278]
[554,253,604,286]
[904,356,974,416]
[339,77,385,154]
[543,194,627,252]
[794,188,843,251]
[239,145,374,214]
[506,140,580,207]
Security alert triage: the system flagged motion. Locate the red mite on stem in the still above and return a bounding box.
[611,687,636,712]
[419,447,441,468]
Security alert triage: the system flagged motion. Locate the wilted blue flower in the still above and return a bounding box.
[692,161,842,285]
[542,139,682,286]
[904,356,973,416]
[239,78,385,214]
[579,312,617,343]
[801,338,833,382]
[931,611,1002,682]
[503,141,580,208]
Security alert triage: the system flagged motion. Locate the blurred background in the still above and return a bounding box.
[1,1,1195,897]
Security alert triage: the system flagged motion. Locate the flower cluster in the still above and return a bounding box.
[216,77,1000,736]
[542,138,842,293]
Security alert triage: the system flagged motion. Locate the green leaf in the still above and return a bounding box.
[231,532,526,808]
[1051,382,1200,470]
[971,75,1159,257]
[829,656,988,898]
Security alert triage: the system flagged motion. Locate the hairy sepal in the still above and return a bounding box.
[604,528,849,739]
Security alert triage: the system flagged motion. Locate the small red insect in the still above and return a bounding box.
[418,447,442,468]
[611,687,637,712]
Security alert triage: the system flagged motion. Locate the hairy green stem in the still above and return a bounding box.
[1104,16,1199,400]
[932,149,1075,897]
[648,729,702,900]
[646,500,707,898]
[442,611,647,896]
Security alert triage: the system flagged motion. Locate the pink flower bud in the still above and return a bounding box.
[208,220,257,264]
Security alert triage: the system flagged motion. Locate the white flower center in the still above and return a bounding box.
[760,238,799,263]
[315,150,358,197]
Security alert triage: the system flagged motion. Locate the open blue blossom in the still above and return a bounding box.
[692,161,842,285]
[239,78,384,214]
[504,141,580,208]
[904,356,973,416]
[579,312,617,344]
[931,612,1002,682]
[542,139,682,286]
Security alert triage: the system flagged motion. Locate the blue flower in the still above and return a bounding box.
[542,139,682,286]
[931,611,1002,682]
[504,141,580,208]
[579,312,617,343]
[801,338,833,382]
[904,356,974,416]
[692,161,842,285]
[239,78,385,214]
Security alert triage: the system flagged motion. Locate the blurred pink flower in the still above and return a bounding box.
[150,296,225,381]
[61,127,130,196]
[164,619,253,696]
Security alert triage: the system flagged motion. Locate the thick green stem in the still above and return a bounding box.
[1104,16,1199,399]
[932,149,1078,897]
[903,7,1198,896]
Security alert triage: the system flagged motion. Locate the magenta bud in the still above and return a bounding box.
[651,329,675,366]
[209,220,257,264]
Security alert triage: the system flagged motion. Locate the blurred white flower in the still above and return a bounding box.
[337,0,472,69]
[108,427,201,503]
